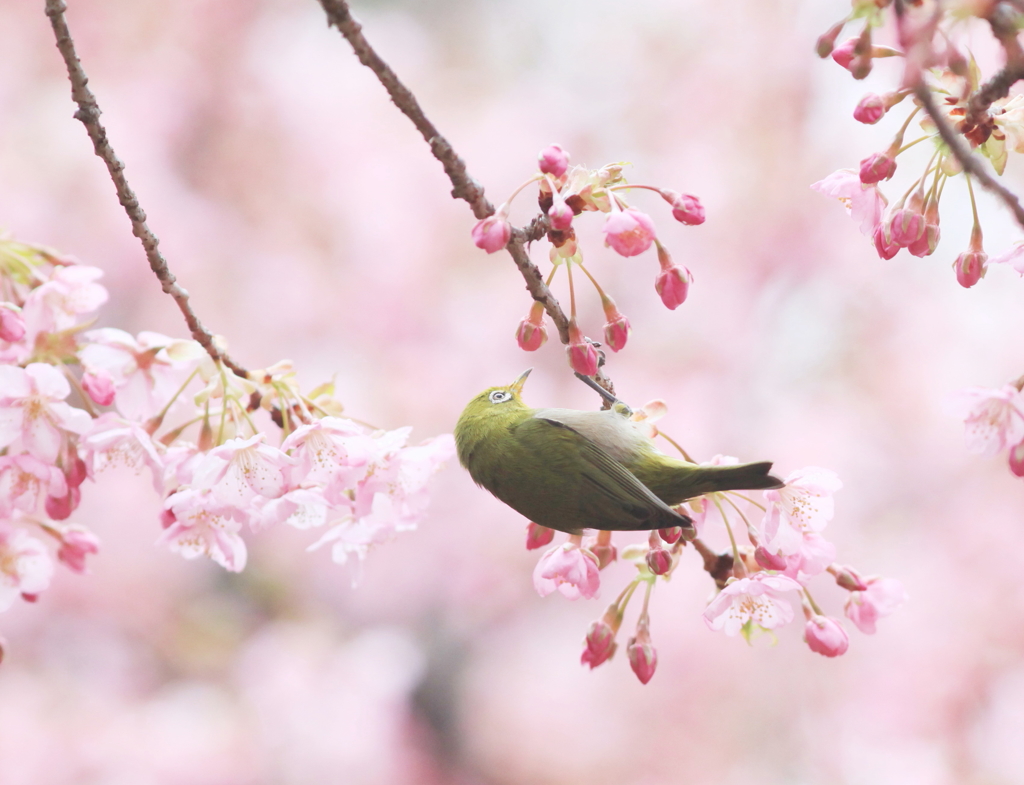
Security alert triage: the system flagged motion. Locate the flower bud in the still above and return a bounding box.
[57,526,101,574]
[831,37,858,69]
[471,213,512,254]
[853,93,886,124]
[754,545,788,571]
[833,564,868,592]
[627,632,657,684]
[661,190,705,226]
[516,302,548,352]
[1010,440,1024,477]
[888,208,925,247]
[82,369,116,406]
[581,620,617,669]
[658,526,682,544]
[548,199,574,231]
[816,20,845,58]
[45,486,81,521]
[646,546,672,575]
[804,615,850,657]
[566,318,598,376]
[603,208,657,257]
[538,144,570,178]
[655,256,692,310]
[0,303,26,343]
[954,250,987,288]
[859,152,897,184]
[526,521,555,551]
[908,221,940,258]
[591,541,617,570]
[873,224,900,260]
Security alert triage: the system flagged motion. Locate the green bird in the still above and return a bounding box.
[454,369,783,534]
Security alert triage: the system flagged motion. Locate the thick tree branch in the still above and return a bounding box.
[317,0,616,399]
[44,0,248,378]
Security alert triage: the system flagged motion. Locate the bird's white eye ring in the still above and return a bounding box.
[489,390,512,403]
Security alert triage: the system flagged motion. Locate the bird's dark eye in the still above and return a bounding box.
[489,390,512,404]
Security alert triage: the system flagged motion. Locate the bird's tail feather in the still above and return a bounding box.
[681,461,783,498]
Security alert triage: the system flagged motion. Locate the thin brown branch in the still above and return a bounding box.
[965,2,1024,128]
[894,0,1024,228]
[317,0,617,400]
[44,0,248,378]
[316,0,492,220]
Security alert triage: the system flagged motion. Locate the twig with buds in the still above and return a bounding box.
[43,0,248,378]
[893,0,1024,230]
[316,0,617,397]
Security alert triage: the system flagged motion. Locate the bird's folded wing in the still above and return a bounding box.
[517,415,692,531]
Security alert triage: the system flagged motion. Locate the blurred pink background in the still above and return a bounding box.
[3,0,1024,782]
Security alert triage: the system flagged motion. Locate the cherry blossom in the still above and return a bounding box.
[515,302,548,352]
[160,487,248,572]
[845,577,907,634]
[79,413,166,491]
[191,434,294,508]
[952,385,1024,458]
[0,303,25,344]
[20,264,107,336]
[471,211,512,254]
[703,574,803,636]
[581,619,617,669]
[79,329,205,421]
[565,318,598,376]
[0,525,54,611]
[811,169,886,235]
[0,454,67,516]
[761,467,843,557]
[0,363,91,463]
[627,625,657,684]
[55,525,101,574]
[533,542,600,600]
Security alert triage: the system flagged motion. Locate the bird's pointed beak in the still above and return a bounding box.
[509,368,532,395]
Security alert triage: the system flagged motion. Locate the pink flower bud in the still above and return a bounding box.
[0,304,26,343]
[526,522,555,551]
[831,37,858,69]
[658,526,682,544]
[754,545,788,571]
[82,369,116,406]
[591,542,617,570]
[873,224,900,260]
[854,93,886,124]
[603,313,630,353]
[538,144,570,178]
[804,615,850,657]
[833,564,868,592]
[45,486,81,521]
[603,208,657,257]
[57,526,100,574]
[646,547,672,575]
[859,153,897,184]
[516,302,548,352]
[581,620,617,669]
[954,250,987,288]
[548,199,574,231]
[908,222,939,258]
[566,319,598,376]
[1010,440,1024,477]
[816,21,845,58]
[660,191,705,226]
[655,264,692,310]
[627,634,657,685]
[888,208,925,247]
[471,213,512,254]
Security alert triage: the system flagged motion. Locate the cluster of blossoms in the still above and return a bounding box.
[471,144,705,376]
[523,401,905,684]
[955,381,1024,476]
[812,0,1024,287]
[0,234,453,658]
